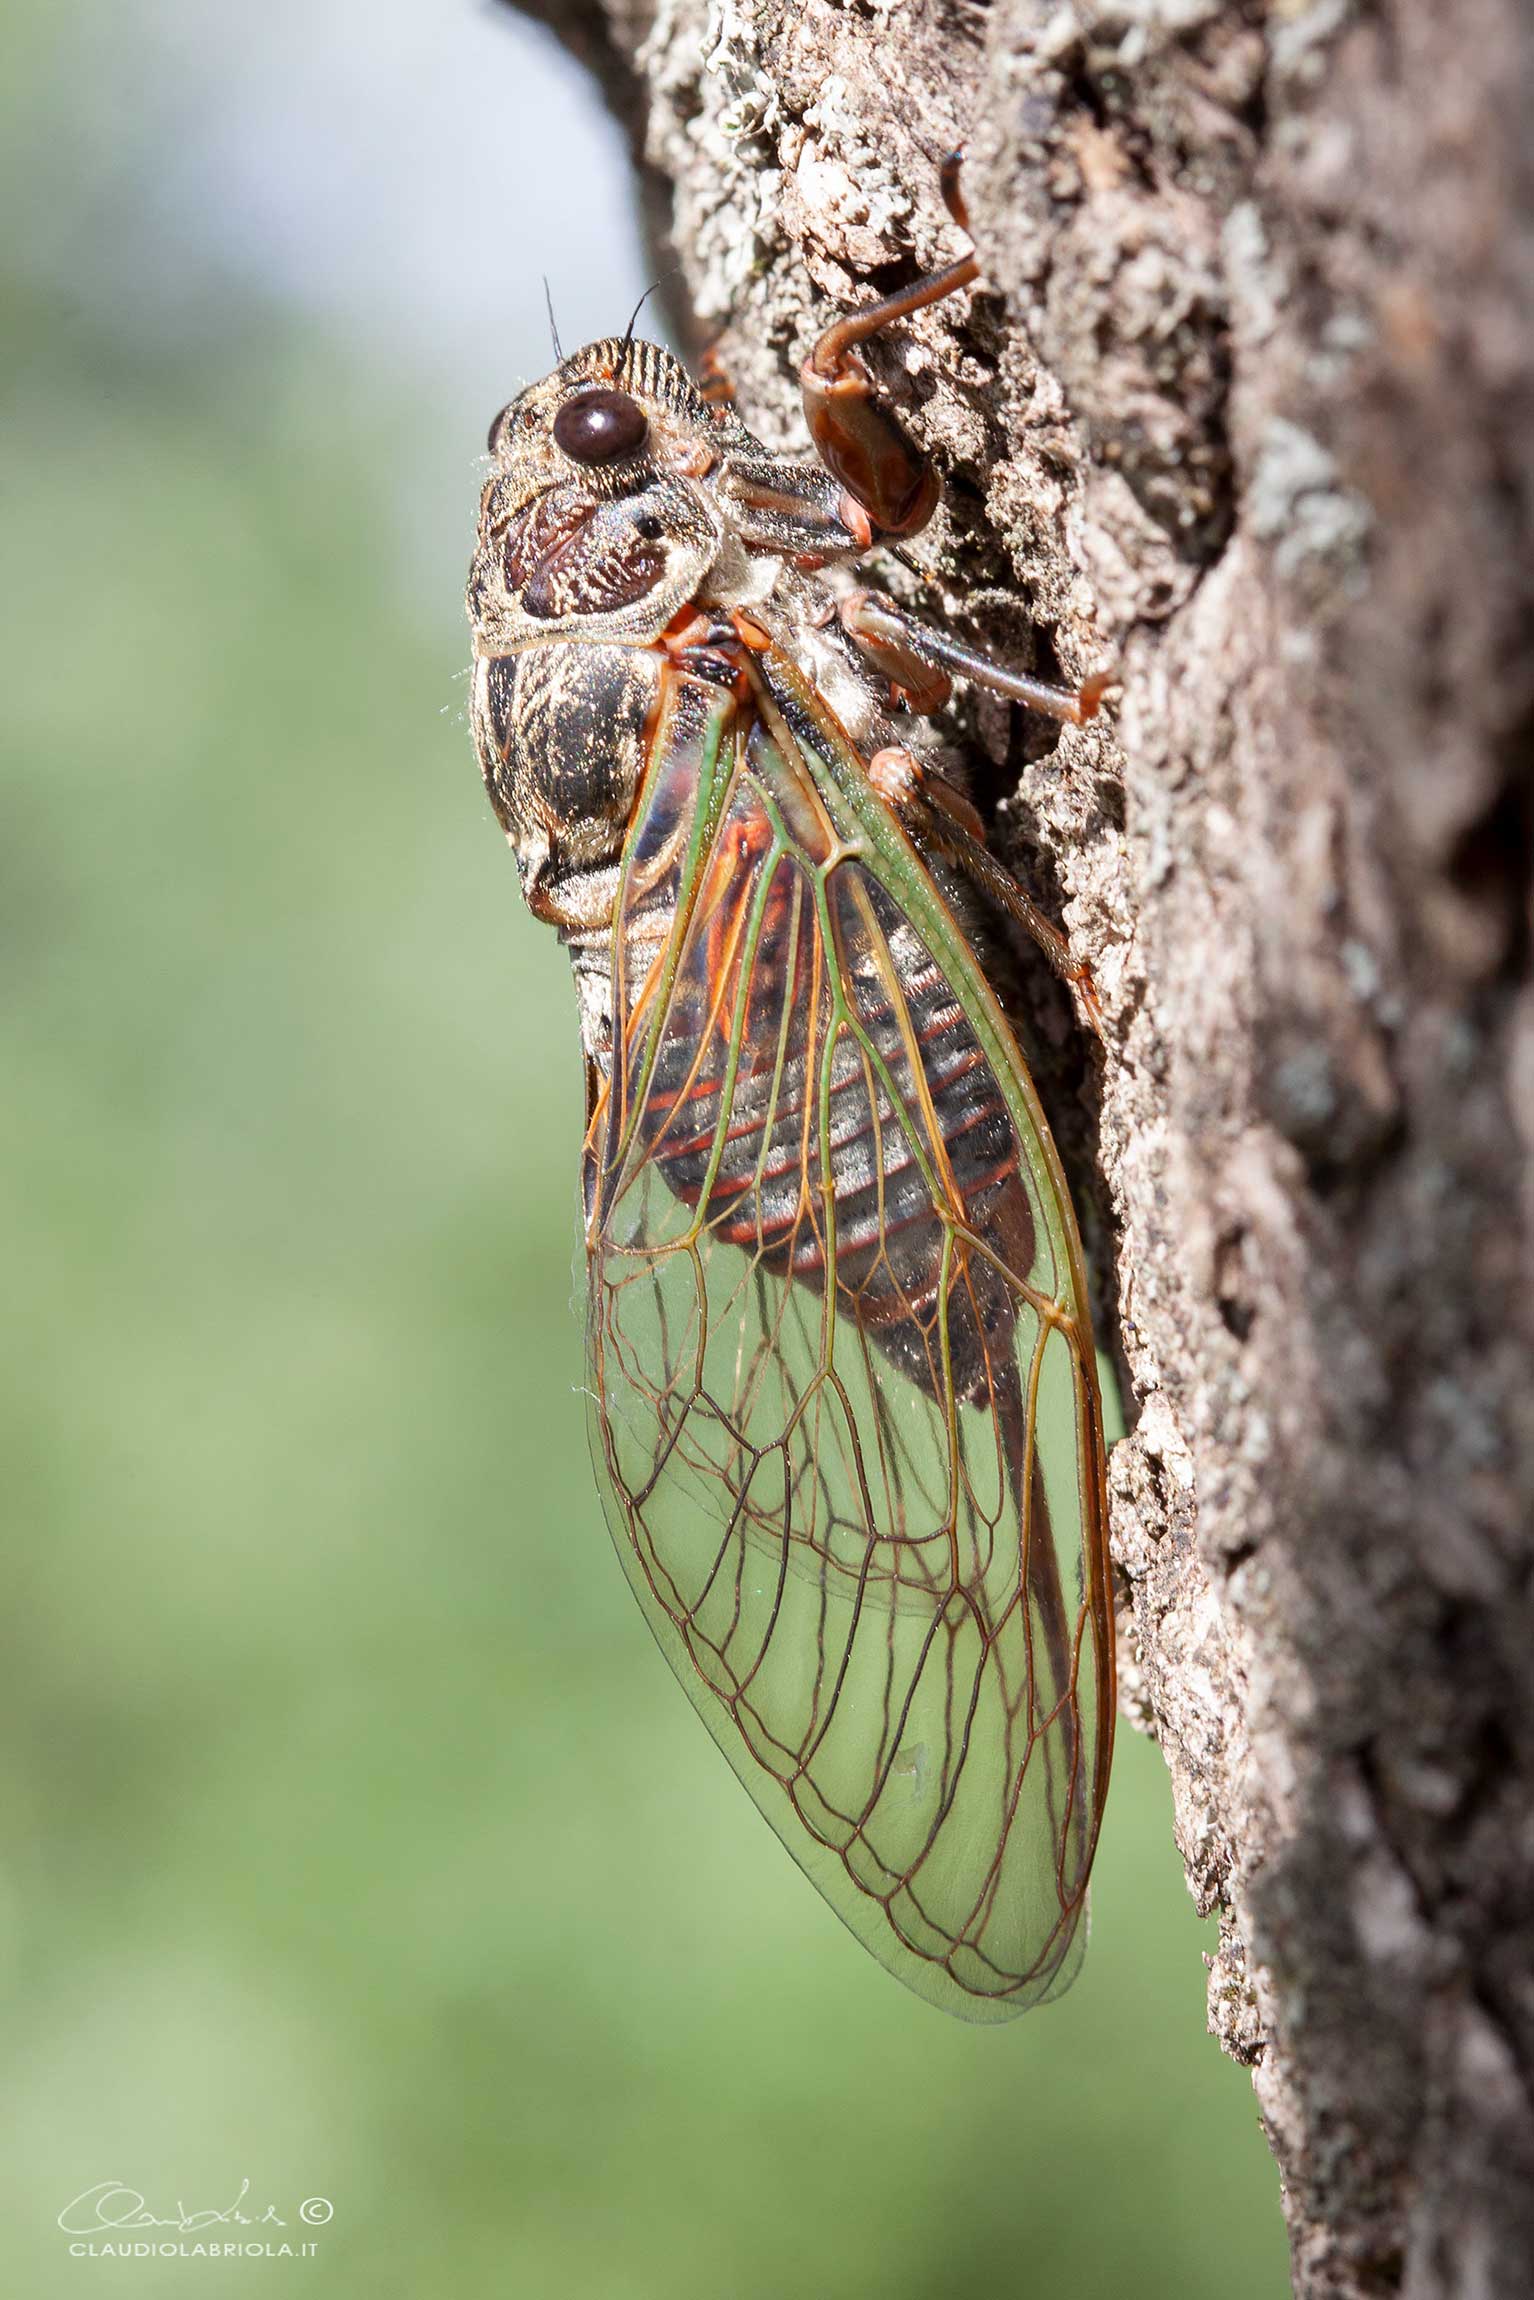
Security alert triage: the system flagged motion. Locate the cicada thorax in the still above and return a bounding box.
[472,635,662,955]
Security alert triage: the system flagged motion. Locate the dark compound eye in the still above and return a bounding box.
[553,388,649,466]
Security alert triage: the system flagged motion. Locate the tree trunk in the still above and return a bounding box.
[505,2,1534,2288]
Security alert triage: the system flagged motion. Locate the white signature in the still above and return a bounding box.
[58,2180,298,2235]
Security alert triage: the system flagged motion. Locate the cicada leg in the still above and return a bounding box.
[841,588,1117,729]
[800,152,978,540]
[866,742,1107,1038]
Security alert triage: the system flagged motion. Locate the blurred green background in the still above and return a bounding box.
[0,1,1288,2292]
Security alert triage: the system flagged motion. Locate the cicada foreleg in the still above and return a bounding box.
[800,152,978,542]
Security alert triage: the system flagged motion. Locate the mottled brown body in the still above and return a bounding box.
[465,222,1116,2019]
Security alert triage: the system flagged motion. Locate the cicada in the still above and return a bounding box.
[467,174,1114,2021]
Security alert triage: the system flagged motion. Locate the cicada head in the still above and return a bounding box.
[471,337,736,651]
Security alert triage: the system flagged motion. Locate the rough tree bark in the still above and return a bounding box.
[503,2,1534,2289]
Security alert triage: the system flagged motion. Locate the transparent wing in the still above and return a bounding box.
[584,645,1113,2020]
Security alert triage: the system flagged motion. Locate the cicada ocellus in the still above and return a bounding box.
[467,174,1114,2021]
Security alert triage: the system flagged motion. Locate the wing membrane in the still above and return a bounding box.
[586,644,1113,2020]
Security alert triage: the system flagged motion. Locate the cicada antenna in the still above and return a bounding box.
[542,277,564,364]
[621,282,662,356]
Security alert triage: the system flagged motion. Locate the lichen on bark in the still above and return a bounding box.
[503,2,1534,2289]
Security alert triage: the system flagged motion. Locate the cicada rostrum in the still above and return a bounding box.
[467,170,1114,2021]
